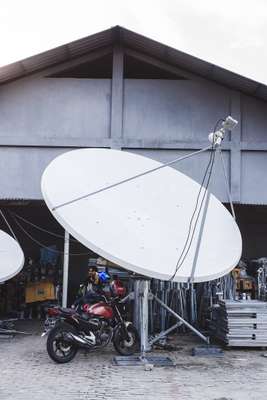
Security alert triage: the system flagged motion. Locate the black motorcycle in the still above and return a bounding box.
[43,296,139,363]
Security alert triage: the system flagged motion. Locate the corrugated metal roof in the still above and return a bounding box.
[0,25,266,101]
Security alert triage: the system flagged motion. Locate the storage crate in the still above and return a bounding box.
[25,282,55,303]
[209,300,267,347]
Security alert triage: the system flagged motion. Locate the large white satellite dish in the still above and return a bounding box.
[0,230,24,283]
[41,148,242,282]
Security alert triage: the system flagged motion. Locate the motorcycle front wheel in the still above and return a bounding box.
[46,322,78,363]
[113,324,139,356]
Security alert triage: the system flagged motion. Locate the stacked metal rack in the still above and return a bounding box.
[209,300,267,347]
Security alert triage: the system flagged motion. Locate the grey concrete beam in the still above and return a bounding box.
[125,48,214,84]
[230,91,242,202]
[110,45,124,148]
[122,139,231,150]
[3,47,113,84]
[45,46,112,76]
[240,142,267,151]
[2,132,267,151]
[0,136,232,150]
[0,136,111,148]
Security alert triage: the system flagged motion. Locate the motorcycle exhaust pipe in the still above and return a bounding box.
[67,332,94,347]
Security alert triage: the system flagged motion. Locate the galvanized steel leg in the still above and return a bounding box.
[133,279,140,332]
[62,230,70,308]
[153,294,209,344]
[139,280,151,356]
[149,322,182,346]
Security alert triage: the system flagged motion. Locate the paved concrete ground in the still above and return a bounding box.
[0,321,267,400]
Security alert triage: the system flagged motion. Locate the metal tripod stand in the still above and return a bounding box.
[113,278,209,366]
[136,279,209,352]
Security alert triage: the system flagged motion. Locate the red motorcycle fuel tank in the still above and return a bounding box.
[88,302,114,319]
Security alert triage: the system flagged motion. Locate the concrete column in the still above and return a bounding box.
[230,91,242,202]
[110,45,124,149]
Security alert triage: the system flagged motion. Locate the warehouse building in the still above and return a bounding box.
[0,26,267,312]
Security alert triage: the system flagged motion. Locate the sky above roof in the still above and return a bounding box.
[1,0,267,84]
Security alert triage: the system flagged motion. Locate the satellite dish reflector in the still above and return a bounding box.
[41,148,242,282]
[0,230,24,283]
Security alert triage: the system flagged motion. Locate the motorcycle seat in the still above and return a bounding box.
[58,307,76,314]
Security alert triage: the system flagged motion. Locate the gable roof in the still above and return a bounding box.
[0,25,266,101]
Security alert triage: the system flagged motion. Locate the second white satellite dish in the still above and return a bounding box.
[0,230,24,283]
[41,148,242,282]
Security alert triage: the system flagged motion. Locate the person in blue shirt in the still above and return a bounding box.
[73,266,110,309]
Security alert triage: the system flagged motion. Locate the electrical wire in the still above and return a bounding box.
[169,149,216,280]
[170,118,225,281]
[10,213,92,256]
[9,211,79,243]
[0,208,19,242]
[185,149,217,282]
[170,144,216,280]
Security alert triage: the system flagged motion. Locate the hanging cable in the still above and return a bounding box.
[170,149,216,280]
[10,213,92,256]
[9,211,79,243]
[0,208,19,242]
[170,118,224,281]
[186,150,217,282]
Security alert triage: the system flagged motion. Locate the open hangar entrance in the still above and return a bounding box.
[234,204,267,260]
[0,201,97,317]
[0,200,267,318]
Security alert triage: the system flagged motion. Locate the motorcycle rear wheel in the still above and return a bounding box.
[46,322,78,363]
[113,324,139,356]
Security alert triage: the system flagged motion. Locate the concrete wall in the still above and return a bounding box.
[123,80,230,142]
[0,147,68,199]
[0,78,111,141]
[0,59,266,204]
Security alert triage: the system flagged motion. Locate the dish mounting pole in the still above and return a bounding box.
[62,230,70,308]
